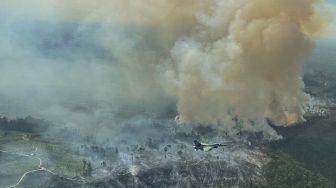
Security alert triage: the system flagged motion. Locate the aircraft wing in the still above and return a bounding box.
[203,146,216,152]
[219,143,229,146]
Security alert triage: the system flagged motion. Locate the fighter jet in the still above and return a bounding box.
[193,140,230,152]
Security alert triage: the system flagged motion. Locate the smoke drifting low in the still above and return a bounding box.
[0,0,328,133]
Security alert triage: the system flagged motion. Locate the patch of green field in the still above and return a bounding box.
[31,139,85,177]
[0,132,85,179]
[45,145,84,177]
[0,154,39,187]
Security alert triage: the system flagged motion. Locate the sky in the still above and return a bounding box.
[324,0,336,39]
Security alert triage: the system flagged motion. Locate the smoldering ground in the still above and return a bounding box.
[0,0,332,139]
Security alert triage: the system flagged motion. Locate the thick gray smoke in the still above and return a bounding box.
[0,0,329,135]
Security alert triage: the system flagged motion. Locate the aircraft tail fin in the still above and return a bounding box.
[194,140,202,147]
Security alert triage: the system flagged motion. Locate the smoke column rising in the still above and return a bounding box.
[167,0,327,127]
[0,0,328,133]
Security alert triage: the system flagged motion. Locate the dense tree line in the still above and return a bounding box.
[0,116,52,133]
